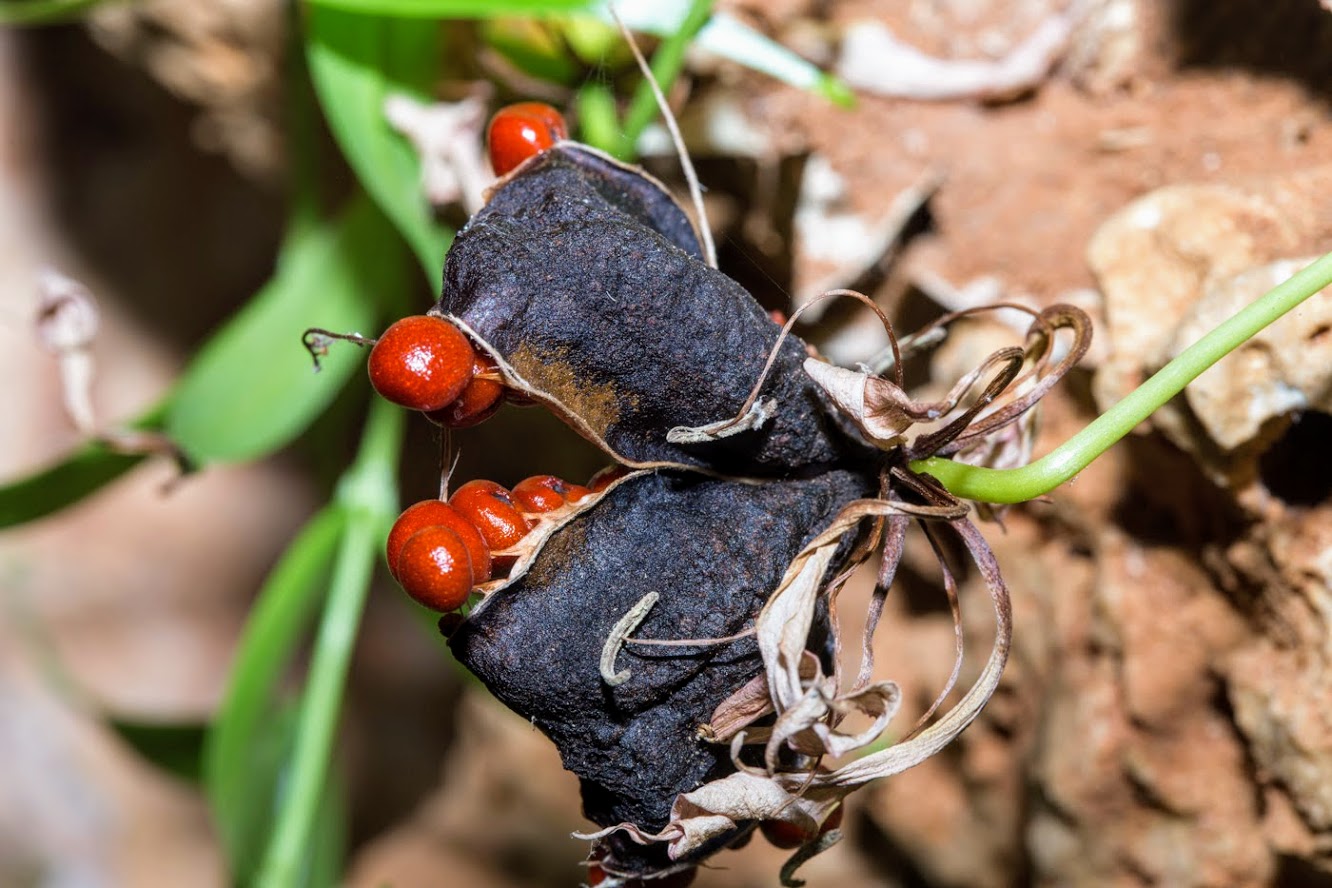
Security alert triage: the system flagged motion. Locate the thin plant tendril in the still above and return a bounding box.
[912,250,1332,503]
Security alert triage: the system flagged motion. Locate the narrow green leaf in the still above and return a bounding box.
[204,506,345,881]
[167,197,405,465]
[0,0,108,25]
[257,401,403,888]
[617,0,711,158]
[480,18,580,85]
[574,81,620,155]
[108,718,207,784]
[303,770,348,888]
[0,441,143,528]
[0,405,167,529]
[306,0,595,15]
[306,7,452,282]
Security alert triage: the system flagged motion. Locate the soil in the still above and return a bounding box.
[2,1,1332,886]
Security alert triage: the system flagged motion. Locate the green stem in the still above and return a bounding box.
[911,250,1332,504]
[616,0,712,159]
[256,398,403,888]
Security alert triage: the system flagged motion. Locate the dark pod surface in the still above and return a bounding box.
[448,469,873,873]
[439,145,871,476]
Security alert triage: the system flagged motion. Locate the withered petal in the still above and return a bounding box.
[438,144,871,475]
[448,468,872,875]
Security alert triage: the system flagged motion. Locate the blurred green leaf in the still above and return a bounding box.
[257,400,402,888]
[205,506,345,882]
[616,0,710,158]
[0,0,106,25]
[556,14,622,66]
[306,0,595,15]
[306,6,452,282]
[0,405,167,529]
[166,197,405,465]
[109,718,207,783]
[303,0,853,106]
[480,17,580,85]
[574,80,619,154]
[0,441,144,528]
[303,770,348,888]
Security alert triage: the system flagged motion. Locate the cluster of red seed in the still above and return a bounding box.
[365,301,634,612]
[367,314,511,429]
[363,102,618,614]
[386,468,631,613]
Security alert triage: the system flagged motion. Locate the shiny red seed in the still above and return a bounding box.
[387,500,492,583]
[488,102,568,176]
[449,480,533,553]
[368,315,475,412]
[427,352,505,429]
[395,525,476,612]
[511,474,580,513]
[587,464,631,493]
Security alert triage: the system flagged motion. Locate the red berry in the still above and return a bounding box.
[588,464,631,493]
[395,525,476,612]
[387,500,492,584]
[427,352,505,428]
[368,315,475,412]
[449,480,532,552]
[511,474,588,513]
[488,102,568,176]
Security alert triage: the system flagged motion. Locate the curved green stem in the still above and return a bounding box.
[911,250,1332,504]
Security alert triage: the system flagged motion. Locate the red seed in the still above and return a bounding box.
[395,525,476,612]
[488,102,569,176]
[387,500,492,583]
[427,352,505,429]
[587,464,631,493]
[511,474,583,513]
[449,480,533,553]
[368,315,475,412]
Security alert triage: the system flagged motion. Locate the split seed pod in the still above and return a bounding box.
[435,141,1090,883]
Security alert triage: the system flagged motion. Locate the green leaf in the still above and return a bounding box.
[303,770,348,888]
[166,197,406,465]
[303,0,852,105]
[108,718,207,784]
[480,17,580,85]
[306,6,452,282]
[616,0,711,158]
[573,80,619,155]
[204,506,345,882]
[0,0,107,25]
[257,401,403,888]
[0,405,167,529]
[306,0,595,15]
[0,441,143,528]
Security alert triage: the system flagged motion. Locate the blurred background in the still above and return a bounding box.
[3,1,1332,886]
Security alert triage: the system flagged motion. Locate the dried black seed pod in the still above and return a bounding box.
[437,144,872,476]
[449,469,872,876]
[427,132,1078,885]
